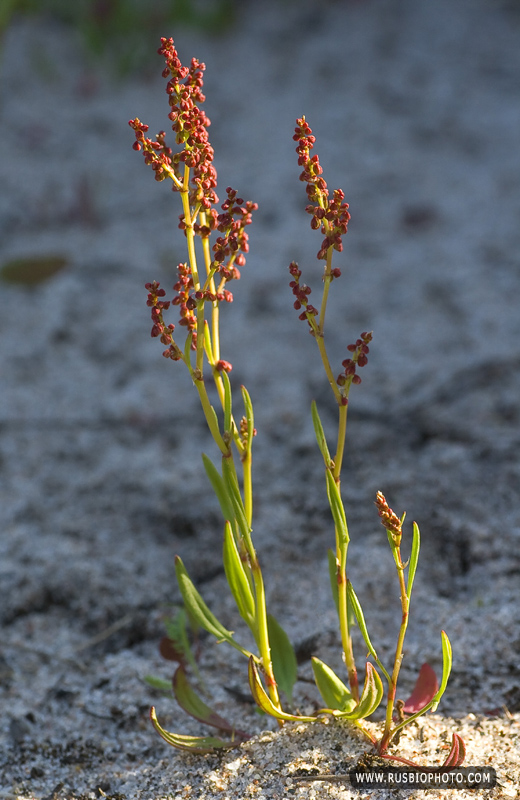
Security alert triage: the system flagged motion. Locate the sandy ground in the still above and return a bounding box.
[1,0,520,797]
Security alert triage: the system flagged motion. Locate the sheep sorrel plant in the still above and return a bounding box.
[129,37,465,769]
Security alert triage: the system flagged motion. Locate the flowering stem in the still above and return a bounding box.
[374,497,409,753]
[379,553,409,752]
[334,401,348,480]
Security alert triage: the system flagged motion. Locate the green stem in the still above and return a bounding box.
[378,545,409,753]
[333,402,348,480]
[250,553,281,714]
[243,450,253,528]
[337,552,359,702]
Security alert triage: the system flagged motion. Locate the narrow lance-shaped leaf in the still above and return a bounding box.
[267,614,298,702]
[248,657,316,722]
[311,400,332,466]
[325,469,349,552]
[347,581,390,683]
[173,665,250,739]
[143,675,173,692]
[431,630,452,712]
[150,707,239,753]
[223,521,256,631]
[406,522,421,599]
[175,556,252,658]
[311,657,357,713]
[202,453,235,523]
[241,385,255,456]
[221,454,250,540]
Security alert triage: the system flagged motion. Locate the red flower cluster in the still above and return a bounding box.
[172,262,197,337]
[211,187,258,280]
[293,117,351,261]
[129,119,174,183]
[129,37,217,209]
[145,281,181,360]
[375,491,402,543]
[289,261,319,330]
[337,332,373,386]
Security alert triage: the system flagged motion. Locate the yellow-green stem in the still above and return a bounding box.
[251,554,281,713]
[315,331,343,405]
[318,246,334,333]
[243,451,253,528]
[379,549,409,752]
[337,550,359,702]
[333,402,348,480]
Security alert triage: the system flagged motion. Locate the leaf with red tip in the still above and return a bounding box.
[402,663,439,714]
[173,666,249,740]
[442,733,466,768]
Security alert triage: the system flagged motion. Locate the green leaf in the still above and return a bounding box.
[174,556,252,658]
[328,549,339,614]
[221,455,249,538]
[241,385,255,455]
[267,614,298,702]
[247,657,315,722]
[311,400,332,466]
[333,663,384,720]
[406,522,421,599]
[311,657,357,713]
[150,707,240,753]
[325,469,349,552]
[173,665,249,739]
[431,631,452,712]
[143,675,173,692]
[202,453,235,523]
[223,521,255,630]
[347,582,390,683]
